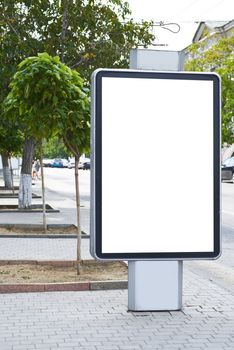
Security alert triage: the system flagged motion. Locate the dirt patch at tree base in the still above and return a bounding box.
[0,261,127,284]
[0,225,83,236]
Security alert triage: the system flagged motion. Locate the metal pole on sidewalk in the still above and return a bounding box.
[128,49,185,311]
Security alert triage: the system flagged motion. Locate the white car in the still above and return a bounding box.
[61,159,69,168]
[68,158,75,169]
[68,157,90,169]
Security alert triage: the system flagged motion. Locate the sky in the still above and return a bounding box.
[127,0,233,50]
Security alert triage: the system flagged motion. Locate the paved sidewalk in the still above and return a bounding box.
[0,177,90,234]
[0,267,234,350]
[0,174,92,261]
[0,237,92,260]
[0,174,234,349]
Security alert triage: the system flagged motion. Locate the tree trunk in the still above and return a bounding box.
[9,157,15,195]
[40,143,47,233]
[75,155,82,275]
[1,152,12,188]
[18,137,35,209]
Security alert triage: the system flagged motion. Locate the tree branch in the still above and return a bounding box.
[63,133,80,158]
[1,12,21,40]
[61,0,69,63]
[70,57,86,69]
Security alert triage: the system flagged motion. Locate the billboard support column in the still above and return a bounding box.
[128,49,185,311]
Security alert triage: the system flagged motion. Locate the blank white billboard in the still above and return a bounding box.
[91,70,220,260]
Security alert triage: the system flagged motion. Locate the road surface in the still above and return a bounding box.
[43,168,234,293]
[186,182,234,294]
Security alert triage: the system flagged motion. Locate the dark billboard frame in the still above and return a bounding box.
[90,69,221,260]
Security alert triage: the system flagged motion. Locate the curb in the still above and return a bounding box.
[0,209,60,213]
[0,280,128,294]
[0,234,90,239]
[0,204,59,213]
[0,260,80,266]
[0,260,128,293]
[0,194,41,199]
[0,186,19,190]
[0,223,49,230]
[0,223,77,230]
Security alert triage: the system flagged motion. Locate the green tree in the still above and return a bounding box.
[0,0,39,189]
[0,0,153,91]
[0,117,24,189]
[185,34,234,144]
[4,53,88,192]
[0,0,153,208]
[62,109,90,275]
[4,53,89,272]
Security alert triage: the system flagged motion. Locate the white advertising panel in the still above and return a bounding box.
[91,69,220,260]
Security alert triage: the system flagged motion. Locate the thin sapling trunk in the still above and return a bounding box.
[9,156,15,195]
[40,143,47,233]
[75,155,82,275]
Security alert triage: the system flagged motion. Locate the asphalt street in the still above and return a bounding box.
[43,168,234,294]
[186,181,234,294]
[43,167,234,238]
[43,167,90,202]
[43,167,90,232]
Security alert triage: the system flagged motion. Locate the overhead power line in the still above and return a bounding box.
[152,22,181,34]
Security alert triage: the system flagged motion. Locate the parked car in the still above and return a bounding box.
[222,157,234,183]
[83,161,90,170]
[43,158,53,167]
[68,157,90,169]
[68,158,83,169]
[51,158,64,168]
[61,159,69,168]
[68,158,75,169]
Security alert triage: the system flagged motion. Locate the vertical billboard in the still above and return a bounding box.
[90,69,221,260]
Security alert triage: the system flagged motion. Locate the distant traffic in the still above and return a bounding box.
[221,157,234,183]
[42,157,90,170]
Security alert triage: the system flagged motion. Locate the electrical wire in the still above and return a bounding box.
[152,21,181,34]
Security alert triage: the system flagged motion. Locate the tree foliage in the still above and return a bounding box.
[0,0,153,156]
[0,122,24,157]
[4,53,90,144]
[42,137,70,159]
[185,34,234,144]
[0,105,24,157]
[0,0,154,94]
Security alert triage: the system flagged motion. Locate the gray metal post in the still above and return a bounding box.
[128,48,184,311]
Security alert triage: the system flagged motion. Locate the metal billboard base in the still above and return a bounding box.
[128,261,183,311]
[128,49,185,312]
